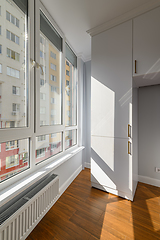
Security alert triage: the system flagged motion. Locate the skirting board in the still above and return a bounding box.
[139,175,160,188]
[59,165,82,197]
[91,182,133,201]
[85,162,91,169]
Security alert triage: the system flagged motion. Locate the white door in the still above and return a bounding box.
[91,136,133,200]
[91,20,132,139]
[133,7,160,77]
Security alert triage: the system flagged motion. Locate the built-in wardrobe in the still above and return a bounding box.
[91,6,160,201]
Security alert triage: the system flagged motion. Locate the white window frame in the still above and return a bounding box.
[0,0,34,190]
[1,0,82,196]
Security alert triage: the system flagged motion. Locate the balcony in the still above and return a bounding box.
[12,111,18,116]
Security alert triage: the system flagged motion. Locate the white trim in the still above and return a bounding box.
[77,53,91,63]
[139,175,160,188]
[59,164,82,197]
[87,1,160,36]
[91,182,133,201]
[84,162,91,169]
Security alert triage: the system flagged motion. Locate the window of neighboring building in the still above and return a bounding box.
[12,103,20,113]
[12,86,20,95]
[51,63,56,71]
[40,79,45,86]
[51,86,57,92]
[7,67,20,78]
[6,154,19,169]
[7,48,20,61]
[37,135,46,141]
[51,74,56,81]
[0,64,2,73]
[50,51,56,59]
[6,30,20,45]
[66,70,69,76]
[51,98,55,104]
[6,11,19,28]
[0,45,2,54]
[40,92,46,100]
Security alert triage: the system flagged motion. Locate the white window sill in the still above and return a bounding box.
[0,146,84,207]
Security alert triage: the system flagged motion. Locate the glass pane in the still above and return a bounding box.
[39,13,62,127]
[0,1,28,129]
[35,132,62,164]
[0,138,29,182]
[65,130,77,149]
[65,60,77,126]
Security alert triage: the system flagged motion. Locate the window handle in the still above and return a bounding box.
[30,58,44,75]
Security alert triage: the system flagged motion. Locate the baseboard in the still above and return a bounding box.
[91,182,133,201]
[59,165,82,197]
[139,175,160,188]
[84,162,91,169]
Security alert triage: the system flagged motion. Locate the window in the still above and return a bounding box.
[50,51,56,59]
[36,133,62,164]
[37,135,46,141]
[51,86,57,92]
[40,107,46,114]
[0,26,1,35]
[12,86,20,95]
[51,63,56,71]
[6,140,18,150]
[40,92,46,100]
[0,1,79,186]
[51,109,56,116]
[6,155,19,169]
[6,30,19,45]
[12,103,20,113]
[51,74,56,81]
[7,67,20,78]
[7,48,20,61]
[65,130,77,149]
[40,79,45,86]
[40,51,44,58]
[51,98,55,104]
[65,58,77,126]
[6,11,19,28]
[66,70,69,76]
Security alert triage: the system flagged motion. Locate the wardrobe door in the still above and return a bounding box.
[133,7,160,77]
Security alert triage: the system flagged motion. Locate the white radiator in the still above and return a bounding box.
[0,174,59,240]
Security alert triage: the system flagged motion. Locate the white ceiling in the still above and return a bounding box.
[41,0,156,62]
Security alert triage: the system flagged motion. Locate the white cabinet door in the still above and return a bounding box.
[133,7,160,77]
[91,136,133,199]
[91,20,132,139]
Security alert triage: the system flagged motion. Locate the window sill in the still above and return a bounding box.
[0,146,84,207]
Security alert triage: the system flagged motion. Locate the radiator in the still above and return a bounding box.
[0,174,59,240]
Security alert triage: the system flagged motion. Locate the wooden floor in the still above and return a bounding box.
[26,168,160,240]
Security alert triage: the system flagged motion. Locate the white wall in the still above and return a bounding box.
[139,85,160,186]
[53,151,82,195]
[82,61,91,168]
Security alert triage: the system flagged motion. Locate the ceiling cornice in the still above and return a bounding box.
[87,0,160,37]
[77,53,91,63]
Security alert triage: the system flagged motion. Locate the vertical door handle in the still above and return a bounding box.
[128,141,131,155]
[135,60,137,74]
[128,124,131,138]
